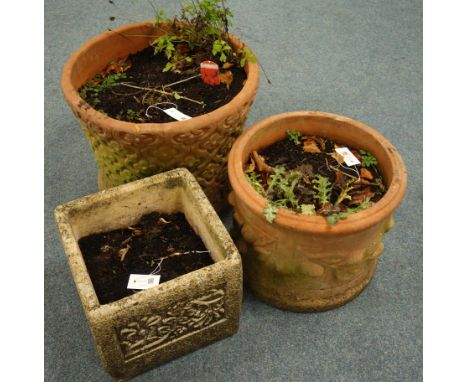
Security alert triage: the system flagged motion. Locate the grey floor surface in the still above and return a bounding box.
[45,1,422,381]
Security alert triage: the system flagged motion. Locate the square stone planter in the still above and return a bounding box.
[54,168,242,380]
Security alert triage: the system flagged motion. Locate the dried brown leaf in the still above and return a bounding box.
[303,139,321,153]
[295,164,314,177]
[331,152,345,164]
[349,187,375,206]
[176,43,190,54]
[100,57,132,76]
[245,158,256,173]
[335,171,345,185]
[128,226,143,236]
[353,178,371,186]
[117,57,132,71]
[118,245,130,262]
[219,70,233,88]
[157,217,171,225]
[314,137,326,151]
[360,168,374,180]
[352,150,362,160]
[318,203,341,216]
[252,151,272,173]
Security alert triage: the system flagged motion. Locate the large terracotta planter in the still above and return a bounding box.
[61,22,259,212]
[55,168,242,380]
[228,111,407,312]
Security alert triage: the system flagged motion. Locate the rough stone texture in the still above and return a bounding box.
[228,112,407,311]
[61,22,259,212]
[54,169,242,380]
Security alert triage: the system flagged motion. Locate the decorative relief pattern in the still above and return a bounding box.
[116,288,226,361]
[79,104,251,210]
[230,195,390,283]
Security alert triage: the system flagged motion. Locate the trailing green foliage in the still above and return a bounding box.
[80,72,127,104]
[245,172,265,196]
[266,168,300,207]
[359,150,378,167]
[262,167,302,223]
[238,47,256,67]
[326,198,374,225]
[259,167,374,224]
[115,108,143,122]
[287,129,302,144]
[264,202,279,224]
[266,166,286,194]
[300,204,316,216]
[278,171,301,208]
[312,175,332,207]
[212,39,232,62]
[244,135,385,225]
[334,180,355,206]
[153,9,168,25]
[150,0,256,73]
[153,34,179,59]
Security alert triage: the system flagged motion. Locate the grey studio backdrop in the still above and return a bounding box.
[44,1,422,381]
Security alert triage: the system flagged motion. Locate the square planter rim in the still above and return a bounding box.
[54,168,240,314]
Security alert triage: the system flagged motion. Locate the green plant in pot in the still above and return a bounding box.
[246,129,385,225]
[61,0,260,212]
[228,111,407,312]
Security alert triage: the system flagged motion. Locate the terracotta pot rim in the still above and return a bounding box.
[61,21,260,135]
[228,111,407,235]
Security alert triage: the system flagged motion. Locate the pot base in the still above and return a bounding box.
[230,215,381,312]
[245,260,376,312]
[230,219,380,312]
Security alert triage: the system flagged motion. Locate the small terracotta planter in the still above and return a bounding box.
[228,111,407,312]
[55,168,242,380]
[61,22,259,212]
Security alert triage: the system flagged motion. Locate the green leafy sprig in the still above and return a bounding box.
[80,72,127,105]
[326,198,374,225]
[151,0,256,72]
[359,150,378,167]
[287,129,302,144]
[312,175,332,207]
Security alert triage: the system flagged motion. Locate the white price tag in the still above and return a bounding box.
[335,147,361,166]
[163,107,192,121]
[200,61,220,71]
[127,274,161,290]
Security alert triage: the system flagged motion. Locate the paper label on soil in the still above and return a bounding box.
[127,274,161,290]
[200,61,220,70]
[335,147,361,166]
[163,107,192,121]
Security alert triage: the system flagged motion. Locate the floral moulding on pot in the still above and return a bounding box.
[61,22,259,212]
[227,111,407,312]
[55,168,242,380]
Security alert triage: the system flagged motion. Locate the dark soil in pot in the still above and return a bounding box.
[79,46,247,123]
[245,131,388,224]
[78,211,213,305]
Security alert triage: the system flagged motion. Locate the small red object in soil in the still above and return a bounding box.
[200,61,220,85]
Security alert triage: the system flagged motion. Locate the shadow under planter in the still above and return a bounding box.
[61,22,259,212]
[228,111,407,312]
[55,168,242,380]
